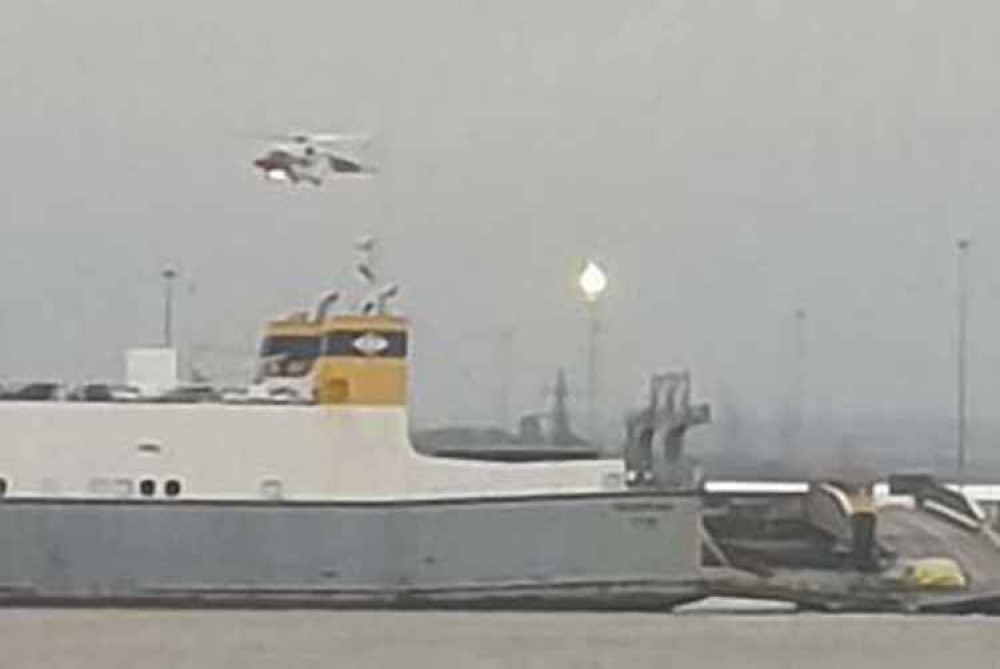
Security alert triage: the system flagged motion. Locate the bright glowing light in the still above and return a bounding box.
[266,169,291,182]
[579,261,607,301]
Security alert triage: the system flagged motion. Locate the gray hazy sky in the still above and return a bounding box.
[3,1,1000,435]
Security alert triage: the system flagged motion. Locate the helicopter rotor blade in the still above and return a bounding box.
[262,132,371,145]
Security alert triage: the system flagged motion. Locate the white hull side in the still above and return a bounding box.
[0,403,624,500]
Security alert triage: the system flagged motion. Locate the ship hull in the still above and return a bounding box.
[0,492,702,610]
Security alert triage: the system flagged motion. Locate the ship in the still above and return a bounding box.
[0,255,708,610]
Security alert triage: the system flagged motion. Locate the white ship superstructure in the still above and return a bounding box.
[0,306,625,501]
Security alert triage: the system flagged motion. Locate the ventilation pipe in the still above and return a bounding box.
[313,291,341,322]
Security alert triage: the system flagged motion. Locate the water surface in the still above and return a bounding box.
[2,608,993,668]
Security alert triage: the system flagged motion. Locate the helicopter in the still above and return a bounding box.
[252,133,374,186]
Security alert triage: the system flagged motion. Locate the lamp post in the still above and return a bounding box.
[161,266,178,348]
[579,261,607,447]
[956,239,971,487]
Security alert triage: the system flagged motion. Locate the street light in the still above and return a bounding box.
[161,266,178,348]
[956,239,971,487]
[579,261,608,302]
[578,261,607,446]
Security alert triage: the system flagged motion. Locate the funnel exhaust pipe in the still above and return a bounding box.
[313,291,341,322]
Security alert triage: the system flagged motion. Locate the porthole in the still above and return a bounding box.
[164,479,182,498]
[0,478,7,497]
[139,479,156,497]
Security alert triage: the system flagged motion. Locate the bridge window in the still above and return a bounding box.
[258,336,320,378]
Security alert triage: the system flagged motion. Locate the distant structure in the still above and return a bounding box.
[495,328,514,433]
[624,371,711,489]
[413,369,590,460]
[781,308,807,464]
[518,369,588,447]
[550,368,584,446]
